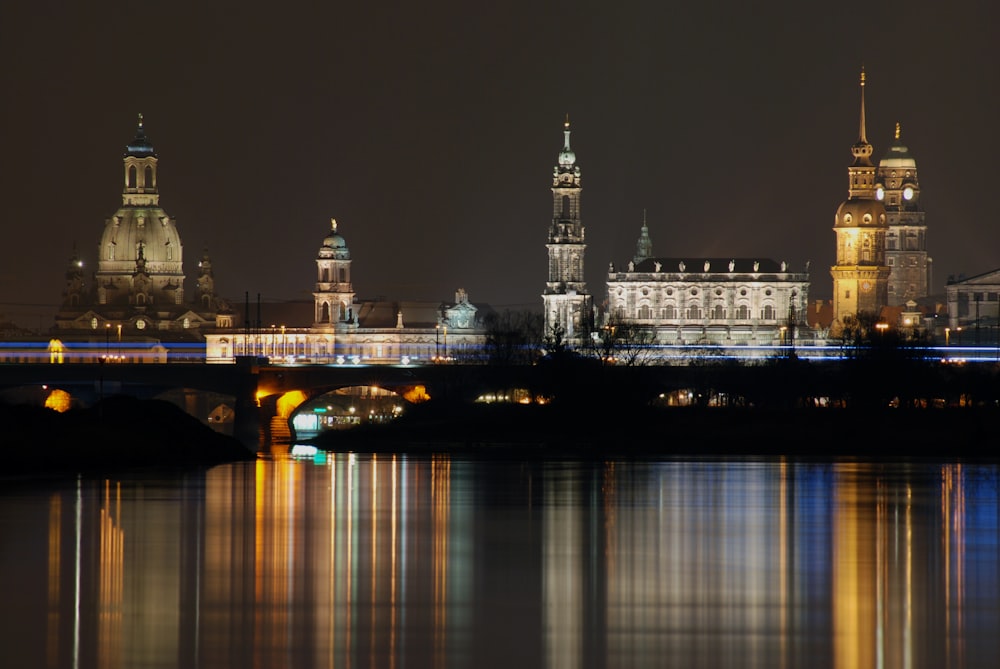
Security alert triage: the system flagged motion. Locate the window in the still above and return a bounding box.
[91,317,98,330]
[685,305,702,320]
[711,305,725,319]
[736,305,749,320]
[762,305,775,320]
[638,305,652,319]
[663,305,676,319]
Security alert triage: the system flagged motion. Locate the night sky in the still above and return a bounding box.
[2,2,998,328]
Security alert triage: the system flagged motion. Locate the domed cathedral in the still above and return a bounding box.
[830,68,890,335]
[543,116,592,346]
[312,218,356,329]
[875,122,931,306]
[54,115,229,357]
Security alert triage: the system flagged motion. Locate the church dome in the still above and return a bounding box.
[834,199,886,229]
[318,219,350,259]
[97,207,183,266]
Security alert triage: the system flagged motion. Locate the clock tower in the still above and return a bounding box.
[543,116,590,345]
[875,123,931,305]
[831,69,890,332]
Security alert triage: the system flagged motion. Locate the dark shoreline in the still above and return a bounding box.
[307,401,1000,461]
[2,396,255,478]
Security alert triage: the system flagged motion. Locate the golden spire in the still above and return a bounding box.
[330,218,337,232]
[858,66,867,144]
[895,122,901,140]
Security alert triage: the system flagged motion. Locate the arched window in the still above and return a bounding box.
[322,267,329,282]
[144,166,153,189]
[736,304,749,320]
[663,305,676,319]
[711,305,726,320]
[638,305,651,319]
[761,305,775,320]
[561,195,571,218]
[339,267,347,282]
[321,303,330,322]
[128,166,137,188]
[685,305,702,320]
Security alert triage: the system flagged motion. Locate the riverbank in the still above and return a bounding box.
[308,401,1000,460]
[2,396,255,477]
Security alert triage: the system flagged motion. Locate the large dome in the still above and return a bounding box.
[97,206,184,268]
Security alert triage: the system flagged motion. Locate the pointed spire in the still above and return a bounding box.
[850,67,874,168]
[331,217,338,233]
[895,121,901,140]
[858,67,867,144]
[563,113,572,150]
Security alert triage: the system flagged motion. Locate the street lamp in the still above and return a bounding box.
[945,327,951,346]
[875,323,888,336]
[117,324,122,361]
[435,324,440,362]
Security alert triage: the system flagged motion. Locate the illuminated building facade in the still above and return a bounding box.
[607,247,811,347]
[830,70,890,331]
[543,117,591,346]
[945,269,1000,344]
[876,123,931,306]
[53,116,231,356]
[204,219,490,364]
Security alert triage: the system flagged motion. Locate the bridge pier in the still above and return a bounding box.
[232,358,262,452]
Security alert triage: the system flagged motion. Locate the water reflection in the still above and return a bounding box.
[1,457,998,669]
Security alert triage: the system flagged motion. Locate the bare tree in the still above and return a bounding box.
[592,313,656,366]
[482,309,544,365]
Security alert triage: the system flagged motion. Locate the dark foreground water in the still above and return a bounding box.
[1,452,998,669]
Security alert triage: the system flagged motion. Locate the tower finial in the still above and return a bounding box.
[331,218,337,232]
[564,113,570,130]
[138,112,144,129]
[895,122,901,140]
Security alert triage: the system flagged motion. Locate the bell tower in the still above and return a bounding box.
[543,116,590,344]
[313,218,356,328]
[831,69,890,331]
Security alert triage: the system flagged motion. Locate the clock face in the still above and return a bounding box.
[861,280,872,292]
[903,186,914,200]
[875,187,885,201]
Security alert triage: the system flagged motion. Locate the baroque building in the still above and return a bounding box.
[830,69,890,332]
[543,117,592,345]
[875,123,932,305]
[607,229,811,351]
[53,116,229,360]
[205,219,490,364]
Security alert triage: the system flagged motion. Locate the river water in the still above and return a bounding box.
[1,452,998,669]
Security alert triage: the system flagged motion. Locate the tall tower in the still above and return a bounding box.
[543,116,590,344]
[831,69,890,330]
[875,123,931,305]
[313,218,356,328]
